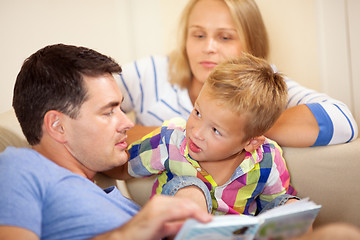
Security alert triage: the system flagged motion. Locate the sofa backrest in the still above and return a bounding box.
[283,139,360,228]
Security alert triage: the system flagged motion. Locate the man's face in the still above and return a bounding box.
[63,74,134,175]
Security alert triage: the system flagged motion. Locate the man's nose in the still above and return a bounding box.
[116,111,134,133]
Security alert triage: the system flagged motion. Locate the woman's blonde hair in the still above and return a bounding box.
[206,53,287,141]
[168,0,269,89]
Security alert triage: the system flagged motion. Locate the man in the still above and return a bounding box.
[0,44,211,239]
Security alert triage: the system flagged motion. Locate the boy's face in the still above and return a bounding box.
[62,74,134,174]
[186,84,247,163]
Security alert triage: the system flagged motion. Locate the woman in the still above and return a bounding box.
[117,0,358,147]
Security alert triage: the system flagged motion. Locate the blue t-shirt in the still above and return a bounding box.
[0,147,140,239]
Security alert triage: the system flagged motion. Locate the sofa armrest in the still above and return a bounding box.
[0,109,29,152]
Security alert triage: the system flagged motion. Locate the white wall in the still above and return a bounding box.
[1,0,359,126]
[348,0,360,128]
[315,0,359,126]
[127,0,187,59]
[0,0,134,113]
[257,0,321,91]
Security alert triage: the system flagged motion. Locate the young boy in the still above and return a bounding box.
[120,54,296,215]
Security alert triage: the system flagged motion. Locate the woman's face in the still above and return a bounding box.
[186,0,243,84]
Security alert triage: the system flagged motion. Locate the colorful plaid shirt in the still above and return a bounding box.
[128,118,296,215]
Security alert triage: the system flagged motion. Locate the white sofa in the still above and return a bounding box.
[1,108,359,228]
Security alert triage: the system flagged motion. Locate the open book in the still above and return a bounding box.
[175,198,321,240]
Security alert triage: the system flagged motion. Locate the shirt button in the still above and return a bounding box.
[196,168,201,171]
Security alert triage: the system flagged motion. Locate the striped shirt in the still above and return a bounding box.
[118,55,358,146]
[127,118,296,216]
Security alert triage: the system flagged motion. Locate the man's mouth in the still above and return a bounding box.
[115,138,128,150]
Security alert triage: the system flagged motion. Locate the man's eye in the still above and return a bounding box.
[105,110,114,116]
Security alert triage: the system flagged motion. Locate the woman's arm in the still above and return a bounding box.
[265,105,319,147]
[266,77,358,147]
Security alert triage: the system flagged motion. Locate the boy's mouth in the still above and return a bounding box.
[188,139,202,153]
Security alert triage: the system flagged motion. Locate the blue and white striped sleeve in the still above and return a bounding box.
[116,59,144,114]
[285,77,358,146]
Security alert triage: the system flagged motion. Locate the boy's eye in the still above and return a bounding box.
[195,109,201,118]
[213,128,221,136]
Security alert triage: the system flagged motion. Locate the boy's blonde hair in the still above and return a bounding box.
[206,54,287,141]
[169,0,269,89]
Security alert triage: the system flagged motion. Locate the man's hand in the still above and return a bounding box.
[92,195,212,240]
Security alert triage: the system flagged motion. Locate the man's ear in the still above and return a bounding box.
[244,135,265,152]
[43,110,66,143]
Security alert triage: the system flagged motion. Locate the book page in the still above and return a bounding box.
[175,215,261,240]
[175,198,321,240]
[256,198,321,239]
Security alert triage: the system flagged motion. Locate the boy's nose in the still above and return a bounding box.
[192,125,205,141]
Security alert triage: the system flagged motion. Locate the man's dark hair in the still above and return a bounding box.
[12,44,122,145]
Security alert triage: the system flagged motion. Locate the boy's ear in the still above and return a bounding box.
[43,110,66,143]
[244,136,265,152]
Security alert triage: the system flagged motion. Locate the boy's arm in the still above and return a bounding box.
[104,126,165,180]
[173,186,209,213]
[127,125,158,145]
